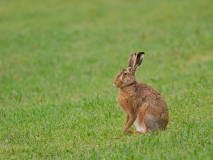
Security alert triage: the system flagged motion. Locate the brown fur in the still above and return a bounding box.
[114,52,169,134]
[128,52,136,67]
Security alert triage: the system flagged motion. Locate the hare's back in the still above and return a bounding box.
[137,82,167,107]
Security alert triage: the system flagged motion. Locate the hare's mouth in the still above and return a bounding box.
[114,83,119,88]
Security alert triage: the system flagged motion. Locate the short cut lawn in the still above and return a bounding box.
[0,0,213,159]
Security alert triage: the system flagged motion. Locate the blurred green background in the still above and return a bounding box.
[0,0,213,159]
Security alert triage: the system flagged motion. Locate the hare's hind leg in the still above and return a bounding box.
[134,115,147,133]
[143,104,168,132]
[134,103,149,134]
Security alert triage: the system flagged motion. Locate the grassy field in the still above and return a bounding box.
[0,0,213,159]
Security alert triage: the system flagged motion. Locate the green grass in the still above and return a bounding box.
[0,0,213,159]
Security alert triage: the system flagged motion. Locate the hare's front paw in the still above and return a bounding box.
[127,130,134,134]
[121,130,133,134]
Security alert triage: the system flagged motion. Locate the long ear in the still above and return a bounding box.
[134,52,145,68]
[128,52,136,67]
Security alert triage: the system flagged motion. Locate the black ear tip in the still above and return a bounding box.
[138,52,145,55]
[137,52,145,56]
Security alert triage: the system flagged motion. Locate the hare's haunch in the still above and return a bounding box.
[113,52,169,134]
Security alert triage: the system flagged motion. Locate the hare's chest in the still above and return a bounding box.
[118,95,135,114]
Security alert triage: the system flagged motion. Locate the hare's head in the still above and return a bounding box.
[113,52,145,88]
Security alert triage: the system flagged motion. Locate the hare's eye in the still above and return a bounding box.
[123,73,127,76]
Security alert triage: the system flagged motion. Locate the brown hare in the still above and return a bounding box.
[113,52,169,134]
